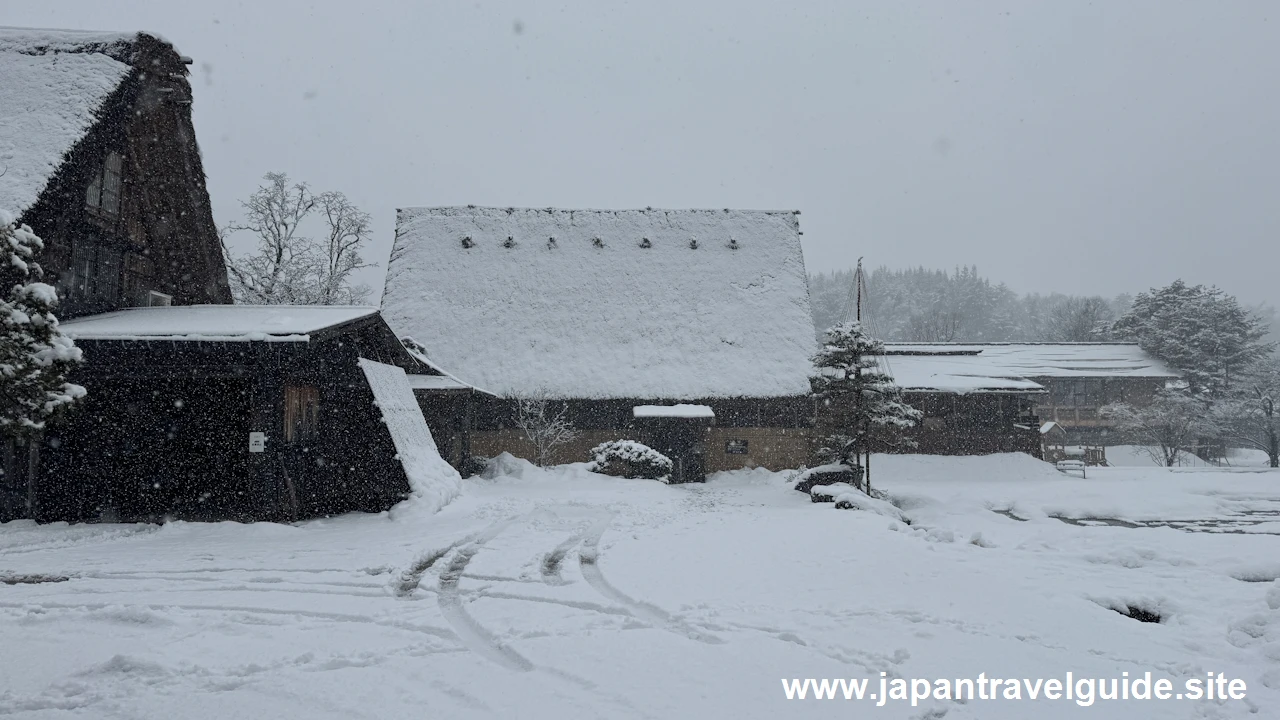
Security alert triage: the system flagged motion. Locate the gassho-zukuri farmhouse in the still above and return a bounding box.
[381,206,819,481]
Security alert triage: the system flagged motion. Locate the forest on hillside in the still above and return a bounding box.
[809,266,1279,344]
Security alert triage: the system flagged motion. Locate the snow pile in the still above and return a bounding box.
[357,358,460,516]
[829,489,909,522]
[0,28,140,215]
[587,440,673,480]
[383,207,815,399]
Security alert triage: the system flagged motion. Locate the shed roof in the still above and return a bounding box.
[871,354,1047,395]
[60,305,378,342]
[873,342,1176,395]
[0,27,164,215]
[882,343,1179,379]
[382,207,816,400]
[405,374,473,392]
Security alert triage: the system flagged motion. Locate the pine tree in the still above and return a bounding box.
[1112,280,1272,399]
[810,321,921,491]
[0,212,85,436]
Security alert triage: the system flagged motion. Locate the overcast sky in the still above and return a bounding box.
[8,1,1278,306]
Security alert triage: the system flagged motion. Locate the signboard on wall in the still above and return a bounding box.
[249,432,266,453]
[725,439,748,455]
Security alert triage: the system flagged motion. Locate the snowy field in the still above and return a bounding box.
[2,454,1278,719]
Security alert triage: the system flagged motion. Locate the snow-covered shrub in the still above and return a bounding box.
[0,211,84,435]
[831,491,910,523]
[587,440,672,481]
[793,463,859,495]
[809,482,856,503]
[458,454,490,479]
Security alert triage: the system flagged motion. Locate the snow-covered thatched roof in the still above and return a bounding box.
[383,207,816,400]
[0,27,164,215]
[61,305,379,342]
[876,342,1178,395]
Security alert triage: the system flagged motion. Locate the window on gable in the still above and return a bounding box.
[101,152,123,213]
[85,172,102,209]
[68,241,123,304]
[85,151,124,214]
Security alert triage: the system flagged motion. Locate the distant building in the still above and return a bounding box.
[382,206,819,480]
[878,343,1178,453]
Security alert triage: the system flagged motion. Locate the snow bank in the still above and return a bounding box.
[383,207,815,399]
[357,358,460,516]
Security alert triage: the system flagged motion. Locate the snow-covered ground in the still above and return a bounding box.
[2,453,1277,718]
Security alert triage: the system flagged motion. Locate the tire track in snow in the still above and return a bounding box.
[540,524,594,586]
[577,515,724,645]
[0,600,459,641]
[435,515,536,671]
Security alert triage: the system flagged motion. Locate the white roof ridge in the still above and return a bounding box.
[398,205,801,215]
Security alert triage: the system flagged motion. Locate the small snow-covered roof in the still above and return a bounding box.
[60,305,378,342]
[0,27,165,215]
[873,354,1047,395]
[406,374,473,392]
[1040,421,1069,437]
[874,342,1176,395]
[383,207,816,400]
[633,404,716,418]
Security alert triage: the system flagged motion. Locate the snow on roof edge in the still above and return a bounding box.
[633,404,716,418]
[60,305,379,341]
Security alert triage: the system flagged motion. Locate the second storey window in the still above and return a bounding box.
[69,241,122,304]
[85,151,124,214]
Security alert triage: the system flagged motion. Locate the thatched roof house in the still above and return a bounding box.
[0,26,231,314]
[383,206,818,478]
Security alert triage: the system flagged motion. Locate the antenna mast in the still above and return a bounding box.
[855,257,864,323]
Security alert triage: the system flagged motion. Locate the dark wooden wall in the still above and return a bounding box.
[468,395,814,432]
[33,329,414,523]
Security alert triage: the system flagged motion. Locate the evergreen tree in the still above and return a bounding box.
[0,211,84,436]
[1112,280,1272,398]
[810,322,921,490]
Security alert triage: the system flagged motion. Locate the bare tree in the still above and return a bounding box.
[315,191,374,304]
[512,388,579,467]
[221,173,375,305]
[906,307,963,342]
[1047,296,1113,341]
[1101,390,1217,467]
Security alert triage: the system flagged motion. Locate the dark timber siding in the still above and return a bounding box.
[25,316,432,523]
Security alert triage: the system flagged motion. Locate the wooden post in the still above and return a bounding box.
[25,439,39,520]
